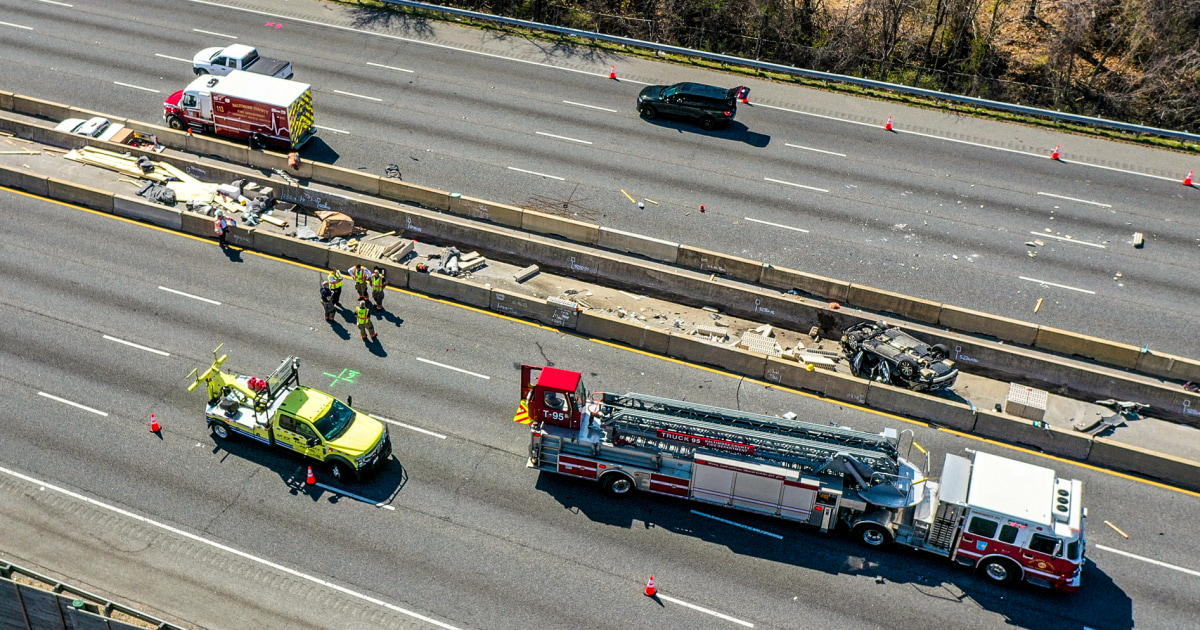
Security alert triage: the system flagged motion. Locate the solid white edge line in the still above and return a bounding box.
[0,464,462,630]
[154,53,192,63]
[366,62,414,73]
[415,357,491,380]
[37,0,73,5]
[37,392,108,417]
[563,100,617,113]
[690,510,784,540]
[333,90,383,102]
[192,28,236,39]
[371,415,447,440]
[0,21,34,30]
[744,217,810,233]
[1030,231,1106,249]
[506,166,565,181]
[783,143,846,157]
[1036,191,1113,208]
[536,131,593,145]
[314,125,351,135]
[313,481,395,510]
[1095,544,1200,578]
[186,0,648,84]
[754,103,875,128]
[102,335,170,356]
[656,593,754,628]
[1018,276,1096,295]
[763,177,828,193]
[158,285,221,305]
[113,81,161,94]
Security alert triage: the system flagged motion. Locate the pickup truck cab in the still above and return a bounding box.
[193,44,293,79]
[188,350,390,482]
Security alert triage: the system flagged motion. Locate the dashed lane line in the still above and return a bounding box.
[158,286,221,305]
[416,357,491,380]
[37,392,108,417]
[103,335,170,356]
[371,415,447,440]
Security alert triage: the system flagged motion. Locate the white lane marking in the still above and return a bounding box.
[38,0,74,6]
[1031,231,1106,249]
[154,53,192,63]
[37,392,108,417]
[0,21,34,30]
[186,0,648,84]
[313,482,396,510]
[536,131,593,145]
[158,285,221,305]
[1095,544,1200,578]
[416,357,491,380]
[763,177,828,193]
[784,143,846,157]
[0,465,463,630]
[103,335,170,357]
[744,217,810,233]
[371,415,447,440]
[315,124,350,135]
[1019,276,1096,295]
[193,28,236,39]
[507,166,565,181]
[754,103,875,128]
[657,593,754,628]
[113,81,161,94]
[333,90,383,102]
[691,510,783,540]
[1036,191,1113,208]
[563,100,617,113]
[366,62,414,73]
[898,127,1045,158]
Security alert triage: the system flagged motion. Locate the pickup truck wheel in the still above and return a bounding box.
[210,421,231,440]
[194,68,209,76]
[166,116,187,131]
[601,473,635,498]
[978,557,1021,586]
[852,522,894,549]
[329,458,359,483]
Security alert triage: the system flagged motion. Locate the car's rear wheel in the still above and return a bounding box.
[700,116,716,130]
[640,105,657,120]
[194,68,209,76]
[843,332,866,353]
[931,343,951,361]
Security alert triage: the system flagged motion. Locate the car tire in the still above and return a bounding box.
[194,68,209,76]
[978,557,1021,587]
[843,332,865,353]
[700,116,716,130]
[852,523,894,549]
[601,473,635,498]
[640,106,657,120]
[328,458,359,483]
[210,421,231,440]
[896,358,918,380]
[931,343,951,361]
[166,116,188,131]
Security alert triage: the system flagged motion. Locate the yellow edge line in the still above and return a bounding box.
[11,185,1198,498]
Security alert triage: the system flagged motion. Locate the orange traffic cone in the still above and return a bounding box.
[1051,145,1061,160]
[644,576,657,597]
[885,115,893,131]
[740,90,750,105]
[609,65,617,80]
[149,414,161,432]
[187,128,193,136]
[1184,170,1194,186]
[306,466,316,485]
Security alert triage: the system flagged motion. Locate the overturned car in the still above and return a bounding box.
[841,321,958,391]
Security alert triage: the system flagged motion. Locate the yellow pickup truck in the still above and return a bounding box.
[187,348,390,482]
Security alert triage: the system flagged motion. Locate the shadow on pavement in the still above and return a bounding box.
[639,118,770,147]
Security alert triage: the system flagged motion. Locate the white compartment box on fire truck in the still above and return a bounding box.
[520,365,1085,592]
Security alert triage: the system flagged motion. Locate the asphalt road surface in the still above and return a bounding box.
[1,0,1198,361]
[1,187,1198,629]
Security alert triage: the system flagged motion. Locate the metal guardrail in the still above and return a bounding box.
[381,0,1200,144]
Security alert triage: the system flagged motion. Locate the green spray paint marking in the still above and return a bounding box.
[323,368,360,388]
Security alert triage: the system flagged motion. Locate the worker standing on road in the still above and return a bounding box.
[356,299,376,341]
[214,211,235,248]
[320,281,336,322]
[326,268,344,308]
[349,264,372,301]
[370,266,388,310]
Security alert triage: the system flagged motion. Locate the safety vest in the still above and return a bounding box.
[356,305,370,325]
[352,266,370,283]
[214,217,231,234]
[370,273,385,291]
[327,270,342,289]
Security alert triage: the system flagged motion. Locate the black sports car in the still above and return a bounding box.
[841,321,958,391]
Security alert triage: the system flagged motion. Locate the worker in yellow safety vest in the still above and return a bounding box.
[356,299,376,341]
[370,266,388,310]
[326,268,344,307]
[349,264,372,300]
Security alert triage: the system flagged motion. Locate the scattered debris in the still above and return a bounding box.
[315,211,354,238]
[1132,232,1144,248]
[1103,520,1130,539]
[384,164,402,179]
[514,264,540,283]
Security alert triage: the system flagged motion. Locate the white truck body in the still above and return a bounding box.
[193,44,293,79]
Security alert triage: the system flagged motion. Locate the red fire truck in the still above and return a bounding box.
[163,70,315,149]
[518,365,1086,592]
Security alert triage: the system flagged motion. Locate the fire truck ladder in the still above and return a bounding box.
[601,392,900,477]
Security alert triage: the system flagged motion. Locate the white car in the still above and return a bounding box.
[54,117,126,142]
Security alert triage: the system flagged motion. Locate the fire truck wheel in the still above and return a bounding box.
[601,474,635,498]
[210,422,231,440]
[167,116,187,131]
[328,458,359,483]
[978,557,1021,586]
[852,523,894,549]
